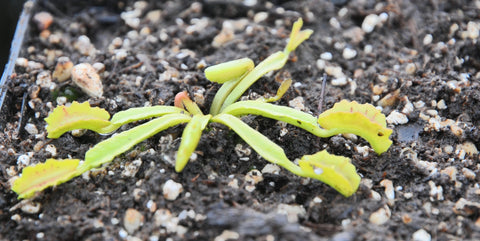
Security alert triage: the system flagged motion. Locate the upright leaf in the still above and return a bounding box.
[205,58,254,84]
[175,114,211,172]
[284,18,314,54]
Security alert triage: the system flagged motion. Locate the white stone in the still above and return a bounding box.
[288,97,305,111]
[412,229,431,241]
[342,48,357,59]
[386,111,408,125]
[405,63,416,75]
[45,144,57,157]
[362,14,380,33]
[277,204,306,223]
[163,180,183,201]
[71,63,103,98]
[369,205,391,225]
[214,230,240,241]
[437,99,447,109]
[124,208,144,234]
[331,77,348,86]
[423,34,433,45]
[380,179,395,202]
[254,12,268,23]
[25,123,38,135]
[74,35,96,56]
[36,71,52,88]
[261,164,280,174]
[17,154,30,166]
[320,52,333,60]
[329,17,341,29]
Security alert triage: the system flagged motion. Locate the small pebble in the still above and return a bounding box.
[245,169,263,185]
[212,21,235,47]
[214,230,240,241]
[440,166,457,181]
[462,168,476,180]
[325,66,344,78]
[146,10,162,24]
[369,205,391,225]
[71,63,104,98]
[466,21,479,40]
[437,99,447,110]
[261,164,280,174]
[320,52,333,60]
[17,154,30,166]
[277,204,306,223]
[92,62,105,73]
[386,111,409,125]
[24,123,38,135]
[36,71,53,88]
[342,48,357,59]
[254,12,268,23]
[124,208,144,234]
[74,35,96,56]
[163,179,183,201]
[45,144,57,157]
[15,57,28,68]
[331,77,348,86]
[52,57,73,82]
[21,201,41,214]
[362,14,380,33]
[33,12,53,30]
[288,97,305,111]
[412,229,431,241]
[405,63,416,75]
[380,179,395,202]
[423,34,433,45]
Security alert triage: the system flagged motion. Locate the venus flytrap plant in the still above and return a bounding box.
[12,18,393,200]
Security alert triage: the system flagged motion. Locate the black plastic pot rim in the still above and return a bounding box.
[0,0,36,112]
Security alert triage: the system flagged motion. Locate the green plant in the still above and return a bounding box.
[11,19,392,199]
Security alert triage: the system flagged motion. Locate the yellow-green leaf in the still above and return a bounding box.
[78,113,191,173]
[212,114,301,173]
[298,150,360,197]
[285,18,314,54]
[12,159,81,199]
[318,100,393,154]
[175,114,211,172]
[45,101,111,138]
[205,58,254,83]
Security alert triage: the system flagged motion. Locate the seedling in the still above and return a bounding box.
[12,19,392,199]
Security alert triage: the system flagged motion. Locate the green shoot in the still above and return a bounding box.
[11,18,393,199]
[208,18,312,115]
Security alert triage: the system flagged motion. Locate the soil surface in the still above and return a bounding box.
[2,0,480,240]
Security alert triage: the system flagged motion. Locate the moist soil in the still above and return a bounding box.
[1,0,480,240]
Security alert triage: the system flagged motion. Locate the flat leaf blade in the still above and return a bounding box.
[221,100,320,133]
[79,113,191,172]
[109,106,185,127]
[298,150,360,197]
[45,101,111,138]
[212,114,300,173]
[318,100,393,154]
[12,159,81,199]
